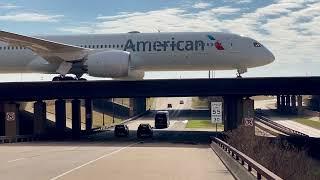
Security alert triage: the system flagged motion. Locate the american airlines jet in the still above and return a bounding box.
[0,30,274,81]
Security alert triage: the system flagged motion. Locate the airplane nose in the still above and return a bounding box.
[264,48,275,64]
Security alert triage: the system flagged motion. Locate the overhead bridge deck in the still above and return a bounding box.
[0,76,320,101]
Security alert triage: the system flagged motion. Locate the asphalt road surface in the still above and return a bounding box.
[0,141,234,180]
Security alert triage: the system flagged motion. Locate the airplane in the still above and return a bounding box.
[0,30,274,81]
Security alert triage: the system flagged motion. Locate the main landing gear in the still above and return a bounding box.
[52,75,87,81]
[236,68,247,78]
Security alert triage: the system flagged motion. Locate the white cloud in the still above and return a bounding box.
[0,3,19,9]
[0,13,64,22]
[227,0,252,4]
[58,1,320,77]
[209,6,240,15]
[192,2,211,9]
[57,27,94,34]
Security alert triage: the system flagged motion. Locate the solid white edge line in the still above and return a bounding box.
[49,142,140,180]
[7,158,25,163]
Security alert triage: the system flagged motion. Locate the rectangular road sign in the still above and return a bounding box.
[211,102,222,123]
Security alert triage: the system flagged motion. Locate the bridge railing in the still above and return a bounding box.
[255,115,308,137]
[211,137,282,180]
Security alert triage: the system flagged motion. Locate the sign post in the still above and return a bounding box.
[211,102,222,135]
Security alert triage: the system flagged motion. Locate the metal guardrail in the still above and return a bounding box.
[211,137,282,180]
[0,135,38,143]
[255,115,309,137]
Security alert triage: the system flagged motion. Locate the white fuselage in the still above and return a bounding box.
[0,32,274,75]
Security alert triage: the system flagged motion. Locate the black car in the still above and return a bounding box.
[114,124,129,137]
[137,124,153,138]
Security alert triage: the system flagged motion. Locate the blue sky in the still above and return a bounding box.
[0,0,320,81]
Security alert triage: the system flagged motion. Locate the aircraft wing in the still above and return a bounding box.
[0,30,90,63]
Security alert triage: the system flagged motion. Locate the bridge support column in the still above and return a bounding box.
[276,95,281,110]
[0,104,3,136]
[55,99,66,138]
[285,95,291,113]
[242,98,255,134]
[0,103,19,137]
[280,95,285,112]
[129,98,146,116]
[223,96,243,131]
[34,101,46,136]
[291,95,297,114]
[85,99,93,133]
[297,95,303,115]
[72,99,81,139]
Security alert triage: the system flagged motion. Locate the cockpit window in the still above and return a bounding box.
[253,42,262,47]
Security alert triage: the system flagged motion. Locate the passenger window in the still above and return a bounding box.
[109,45,111,48]
[92,45,95,48]
[88,45,91,48]
[121,45,123,48]
[113,45,115,48]
[117,44,119,48]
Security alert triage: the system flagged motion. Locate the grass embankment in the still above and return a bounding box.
[186,120,223,130]
[146,98,155,110]
[46,101,121,128]
[226,127,320,179]
[113,98,130,107]
[295,118,320,130]
[191,97,209,109]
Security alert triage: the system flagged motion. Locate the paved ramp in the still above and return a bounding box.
[0,142,234,180]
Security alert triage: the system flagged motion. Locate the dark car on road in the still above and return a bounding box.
[155,111,170,129]
[114,124,129,137]
[137,124,153,138]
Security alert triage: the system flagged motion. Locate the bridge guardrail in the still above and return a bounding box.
[211,137,282,180]
[255,114,308,137]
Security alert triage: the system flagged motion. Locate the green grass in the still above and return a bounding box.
[146,98,155,110]
[186,120,223,129]
[295,118,320,130]
[191,97,209,109]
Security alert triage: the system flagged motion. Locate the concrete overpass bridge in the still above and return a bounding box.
[0,76,319,139]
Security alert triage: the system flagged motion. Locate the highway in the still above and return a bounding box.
[135,97,192,130]
[0,140,233,180]
[254,98,320,137]
[274,119,320,137]
[0,97,235,180]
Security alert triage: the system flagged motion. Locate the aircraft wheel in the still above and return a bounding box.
[78,78,87,81]
[52,76,61,81]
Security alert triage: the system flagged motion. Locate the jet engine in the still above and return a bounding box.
[86,50,130,78]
